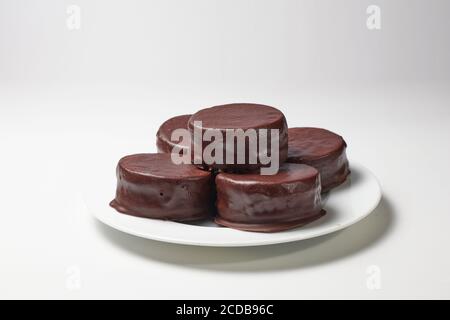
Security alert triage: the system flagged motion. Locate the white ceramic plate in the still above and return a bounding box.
[86,161,381,247]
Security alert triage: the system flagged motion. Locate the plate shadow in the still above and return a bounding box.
[95,195,394,272]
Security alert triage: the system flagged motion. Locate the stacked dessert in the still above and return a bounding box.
[111,103,350,233]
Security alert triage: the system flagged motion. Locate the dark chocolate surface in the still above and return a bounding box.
[189,103,287,130]
[188,103,288,171]
[110,153,213,221]
[215,163,325,232]
[156,114,191,154]
[287,127,350,193]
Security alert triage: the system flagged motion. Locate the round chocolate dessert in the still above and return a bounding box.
[188,103,288,172]
[287,127,350,193]
[215,163,325,232]
[110,153,213,221]
[156,114,191,155]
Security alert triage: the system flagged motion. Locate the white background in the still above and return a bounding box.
[1,0,449,299]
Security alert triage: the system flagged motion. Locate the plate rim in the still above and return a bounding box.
[88,161,382,247]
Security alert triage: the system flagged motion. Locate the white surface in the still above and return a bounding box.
[1,84,450,300]
[1,0,450,299]
[89,162,381,247]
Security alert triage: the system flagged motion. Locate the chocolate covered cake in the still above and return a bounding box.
[110,153,213,221]
[287,127,350,193]
[188,103,288,172]
[156,114,191,155]
[110,104,351,233]
[215,163,325,232]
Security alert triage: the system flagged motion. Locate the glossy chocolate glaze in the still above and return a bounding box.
[188,103,288,172]
[287,127,350,193]
[156,114,191,154]
[110,153,213,221]
[215,163,325,232]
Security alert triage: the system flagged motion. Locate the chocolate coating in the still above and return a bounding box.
[110,153,213,221]
[188,103,288,172]
[287,127,350,193]
[156,114,191,154]
[215,163,325,232]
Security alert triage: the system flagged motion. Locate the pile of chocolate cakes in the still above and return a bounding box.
[110,103,350,233]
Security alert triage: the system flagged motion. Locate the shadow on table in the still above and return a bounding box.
[95,196,394,272]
